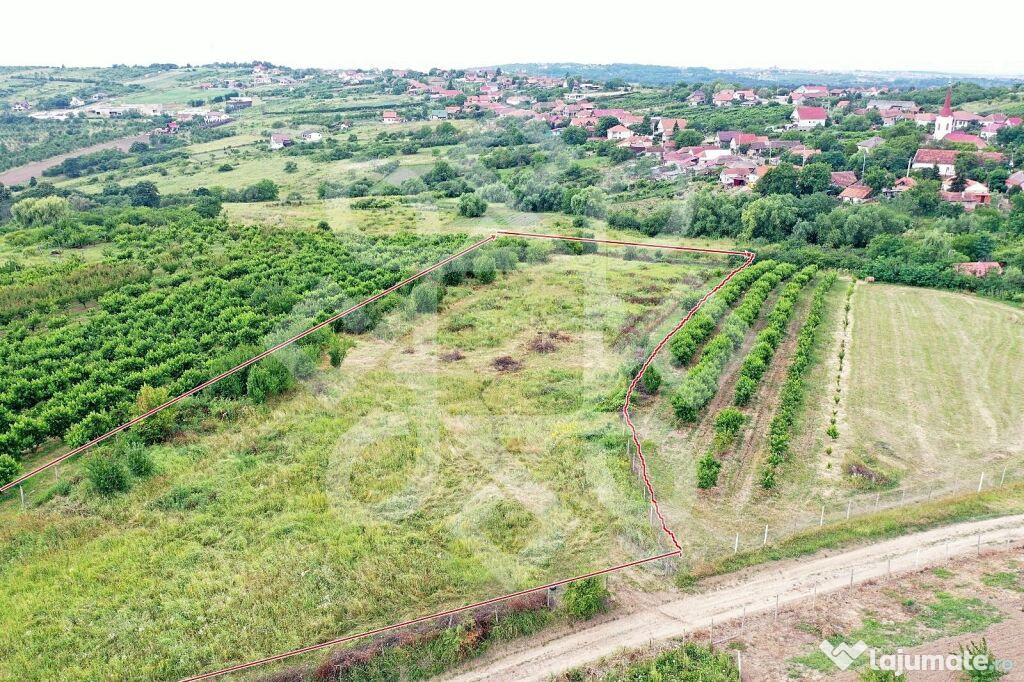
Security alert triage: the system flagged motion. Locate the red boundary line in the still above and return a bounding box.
[0,229,754,680]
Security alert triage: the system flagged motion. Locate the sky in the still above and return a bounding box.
[3,1,1022,76]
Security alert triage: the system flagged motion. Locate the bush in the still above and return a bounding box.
[246,356,294,403]
[525,241,551,264]
[714,408,746,437]
[122,441,155,478]
[696,452,722,489]
[133,384,176,444]
[472,254,497,284]
[0,454,21,487]
[563,577,608,620]
[457,193,487,218]
[85,452,131,496]
[413,281,444,313]
[640,365,662,394]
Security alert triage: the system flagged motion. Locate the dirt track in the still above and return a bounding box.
[0,132,151,186]
[441,513,1024,682]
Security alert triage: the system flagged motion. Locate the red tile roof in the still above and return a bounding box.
[794,106,828,120]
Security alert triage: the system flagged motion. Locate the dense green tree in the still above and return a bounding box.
[797,163,832,195]
[756,163,799,196]
[457,192,487,217]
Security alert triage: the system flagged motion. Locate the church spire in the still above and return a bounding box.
[940,86,952,117]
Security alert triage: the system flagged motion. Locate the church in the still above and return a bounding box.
[933,87,954,140]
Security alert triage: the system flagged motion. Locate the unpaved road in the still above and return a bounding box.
[442,514,1024,681]
[0,132,151,186]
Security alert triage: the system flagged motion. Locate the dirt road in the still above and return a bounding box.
[0,132,151,186]
[442,514,1024,681]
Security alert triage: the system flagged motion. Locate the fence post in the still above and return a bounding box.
[978,472,985,493]
[819,505,825,527]
[874,492,880,512]
[734,533,739,554]
[846,500,852,520]
[763,525,768,547]
[19,486,25,511]
[1000,465,1007,486]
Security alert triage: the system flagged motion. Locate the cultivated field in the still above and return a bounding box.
[0,247,727,680]
[838,283,1024,482]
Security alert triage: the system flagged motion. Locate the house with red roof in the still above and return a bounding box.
[656,117,687,137]
[839,183,873,204]
[940,179,991,210]
[943,131,987,149]
[830,171,859,189]
[381,110,401,125]
[712,90,736,107]
[687,91,706,106]
[912,149,1004,176]
[791,106,828,129]
[1007,170,1024,190]
[606,124,633,140]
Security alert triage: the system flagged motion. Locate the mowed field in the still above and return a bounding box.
[0,249,726,681]
[842,283,1024,478]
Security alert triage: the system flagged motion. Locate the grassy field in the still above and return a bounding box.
[0,248,727,681]
[838,283,1024,482]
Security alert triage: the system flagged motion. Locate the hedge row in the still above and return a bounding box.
[761,271,839,489]
[668,260,778,365]
[671,263,796,422]
[733,265,819,406]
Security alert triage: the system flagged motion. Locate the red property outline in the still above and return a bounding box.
[0,230,754,680]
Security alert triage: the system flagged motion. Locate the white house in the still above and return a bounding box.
[301,130,323,142]
[791,106,827,129]
[269,134,293,150]
[606,124,632,140]
[381,110,401,124]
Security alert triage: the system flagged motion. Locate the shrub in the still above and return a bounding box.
[563,577,608,620]
[640,365,662,394]
[696,452,722,488]
[85,452,131,496]
[0,454,21,487]
[246,356,294,404]
[123,442,155,478]
[413,280,444,313]
[525,241,551,264]
[714,408,746,437]
[457,193,487,218]
[734,375,757,406]
[133,384,176,444]
[472,254,497,284]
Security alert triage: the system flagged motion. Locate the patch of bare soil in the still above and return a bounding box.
[704,547,1024,682]
[527,331,571,354]
[441,350,465,362]
[492,356,522,372]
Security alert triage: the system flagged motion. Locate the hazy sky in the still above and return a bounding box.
[4,1,1022,76]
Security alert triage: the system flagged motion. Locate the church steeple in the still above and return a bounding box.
[933,86,954,140]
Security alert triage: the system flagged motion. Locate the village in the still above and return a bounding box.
[10,62,1021,219]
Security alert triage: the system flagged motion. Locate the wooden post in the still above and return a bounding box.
[978,472,985,493]
[819,505,825,527]
[734,533,739,554]
[846,500,852,520]
[1000,465,1007,486]
[19,486,25,511]
[763,525,768,547]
